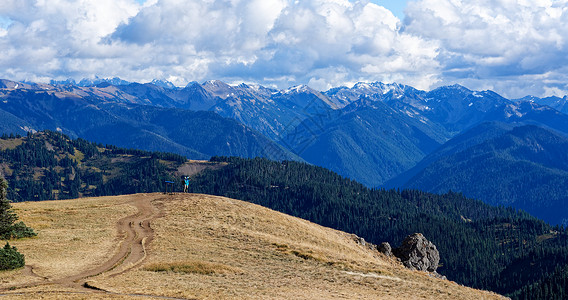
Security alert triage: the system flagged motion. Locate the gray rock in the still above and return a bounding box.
[351,234,377,251]
[377,242,392,256]
[393,233,440,272]
[430,271,447,280]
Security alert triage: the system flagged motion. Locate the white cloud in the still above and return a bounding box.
[0,0,441,91]
[0,0,566,98]
[404,0,568,97]
[0,0,140,81]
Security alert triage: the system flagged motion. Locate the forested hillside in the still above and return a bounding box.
[399,123,568,225]
[0,131,189,201]
[190,156,568,299]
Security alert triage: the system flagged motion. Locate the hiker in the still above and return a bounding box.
[184,176,190,193]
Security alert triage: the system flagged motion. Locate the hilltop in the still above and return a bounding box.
[189,156,568,298]
[0,193,503,299]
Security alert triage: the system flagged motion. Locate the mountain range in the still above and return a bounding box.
[0,79,297,161]
[2,77,568,224]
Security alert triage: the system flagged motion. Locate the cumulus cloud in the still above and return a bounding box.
[0,0,567,97]
[0,0,440,90]
[0,0,140,81]
[404,0,568,97]
[107,0,441,89]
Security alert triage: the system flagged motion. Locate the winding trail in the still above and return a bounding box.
[0,194,168,297]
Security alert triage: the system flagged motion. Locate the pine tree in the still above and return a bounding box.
[0,178,36,239]
[0,178,18,239]
[0,242,24,270]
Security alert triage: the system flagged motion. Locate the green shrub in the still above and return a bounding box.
[0,242,25,270]
[0,178,36,240]
[8,222,37,239]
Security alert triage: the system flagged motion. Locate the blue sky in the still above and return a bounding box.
[371,0,407,20]
[134,0,408,19]
[1,0,567,98]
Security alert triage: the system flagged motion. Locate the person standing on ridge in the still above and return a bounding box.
[184,176,190,193]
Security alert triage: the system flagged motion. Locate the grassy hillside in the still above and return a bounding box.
[189,156,568,298]
[1,193,504,299]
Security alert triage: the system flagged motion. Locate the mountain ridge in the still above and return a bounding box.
[399,123,568,225]
[0,83,298,161]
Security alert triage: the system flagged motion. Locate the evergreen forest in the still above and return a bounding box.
[0,131,186,201]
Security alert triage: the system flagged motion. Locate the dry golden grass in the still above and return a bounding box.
[1,193,507,299]
[1,194,138,287]
[144,260,242,275]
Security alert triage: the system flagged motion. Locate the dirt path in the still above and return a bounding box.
[1,194,164,294]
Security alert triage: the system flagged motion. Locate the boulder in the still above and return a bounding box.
[377,242,392,257]
[393,233,440,272]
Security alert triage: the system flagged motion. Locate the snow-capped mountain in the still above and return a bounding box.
[324,81,416,105]
[514,95,568,115]
[2,77,568,188]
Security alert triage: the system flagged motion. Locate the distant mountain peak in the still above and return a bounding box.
[50,79,77,86]
[77,77,131,87]
[353,82,372,89]
[150,79,176,89]
[429,84,472,96]
[184,81,200,88]
[0,79,36,90]
[202,79,230,88]
[284,84,313,94]
[514,95,540,102]
[447,83,470,90]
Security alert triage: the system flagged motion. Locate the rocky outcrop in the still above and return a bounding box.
[377,242,393,257]
[392,233,440,272]
[350,232,442,277]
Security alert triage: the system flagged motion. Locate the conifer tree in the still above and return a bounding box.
[0,178,18,238]
[0,178,26,270]
[0,178,35,239]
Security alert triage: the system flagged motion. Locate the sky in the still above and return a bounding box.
[1,0,567,98]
